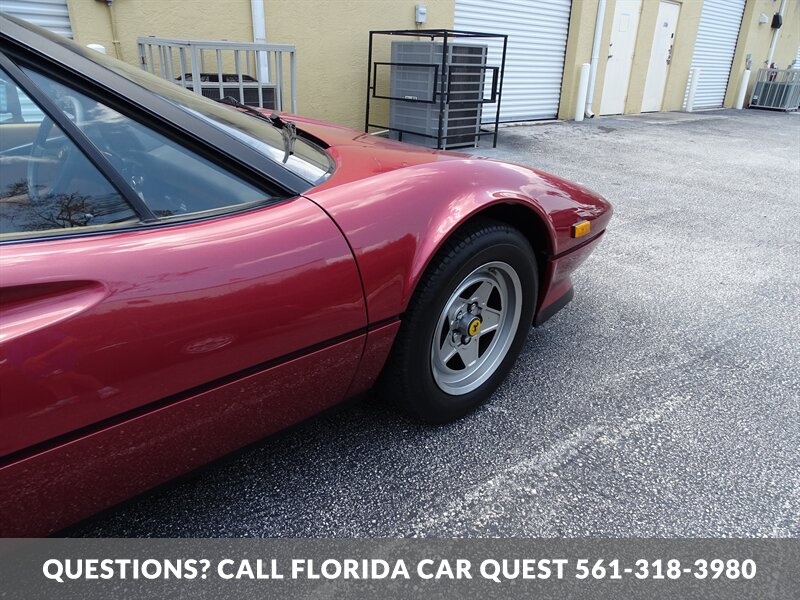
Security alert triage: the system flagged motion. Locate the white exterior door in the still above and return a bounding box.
[454,0,572,122]
[600,0,642,115]
[688,0,746,109]
[0,0,73,37]
[642,1,680,112]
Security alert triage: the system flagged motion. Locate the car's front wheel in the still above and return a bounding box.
[381,219,538,423]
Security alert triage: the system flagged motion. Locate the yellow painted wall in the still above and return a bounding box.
[630,0,704,113]
[67,0,454,129]
[67,1,254,65]
[727,0,800,106]
[557,0,599,120]
[64,0,800,126]
[558,0,800,120]
[559,0,704,119]
[265,1,454,129]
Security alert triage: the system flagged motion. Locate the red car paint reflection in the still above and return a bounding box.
[0,16,611,536]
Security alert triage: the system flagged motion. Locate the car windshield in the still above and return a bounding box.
[29,26,332,185]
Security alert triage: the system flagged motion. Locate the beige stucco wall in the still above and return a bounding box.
[727,0,800,106]
[630,0,704,113]
[67,1,255,64]
[559,0,704,119]
[265,1,454,129]
[558,0,800,120]
[64,0,800,126]
[66,0,454,129]
[557,0,598,120]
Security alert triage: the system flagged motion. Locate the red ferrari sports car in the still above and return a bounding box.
[0,15,611,536]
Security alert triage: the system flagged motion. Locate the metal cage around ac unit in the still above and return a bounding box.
[365,29,508,150]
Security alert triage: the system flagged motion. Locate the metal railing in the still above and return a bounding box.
[137,37,297,113]
[749,68,800,111]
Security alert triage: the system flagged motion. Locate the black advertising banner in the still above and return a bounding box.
[0,539,797,599]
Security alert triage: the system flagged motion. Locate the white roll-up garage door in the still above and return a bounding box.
[0,0,73,38]
[455,0,572,122]
[688,0,745,109]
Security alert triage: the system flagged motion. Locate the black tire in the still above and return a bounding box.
[380,219,538,423]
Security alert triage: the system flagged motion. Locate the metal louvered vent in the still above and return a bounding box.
[750,68,800,111]
[0,0,72,38]
[388,41,488,149]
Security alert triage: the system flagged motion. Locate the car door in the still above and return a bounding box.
[0,57,367,459]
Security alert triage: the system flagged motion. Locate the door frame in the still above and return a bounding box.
[600,0,643,116]
[641,0,681,113]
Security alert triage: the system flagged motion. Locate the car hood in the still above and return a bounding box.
[287,115,468,189]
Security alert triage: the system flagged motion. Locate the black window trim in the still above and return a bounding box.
[0,52,158,223]
[0,50,299,244]
[0,48,300,245]
[0,16,315,197]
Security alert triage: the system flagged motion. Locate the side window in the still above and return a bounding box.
[24,69,271,219]
[0,75,44,124]
[0,68,136,239]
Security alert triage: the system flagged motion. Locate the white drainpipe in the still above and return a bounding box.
[685,67,700,112]
[735,69,751,109]
[251,0,270,82]
[766,0,787,67]
[575,63,591,121]
[585,0,607,118]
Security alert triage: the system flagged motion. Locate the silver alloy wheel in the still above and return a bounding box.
[430,261,523,395]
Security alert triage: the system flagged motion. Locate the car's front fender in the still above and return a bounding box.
[304,158,611,324]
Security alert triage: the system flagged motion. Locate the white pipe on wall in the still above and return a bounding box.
[766,0,788,67]
[251,0,270,82]
[685,68,700,112]
[735,69,751,109]
[575,63,591,121]
[103,0,122,60]
[585,0,607,118]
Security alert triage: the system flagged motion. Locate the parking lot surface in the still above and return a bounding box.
[72,109,800,537]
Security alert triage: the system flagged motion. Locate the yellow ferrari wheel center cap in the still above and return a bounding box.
[468,318,482,337]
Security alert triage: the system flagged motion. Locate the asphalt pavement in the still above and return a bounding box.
[72,108,800,537]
